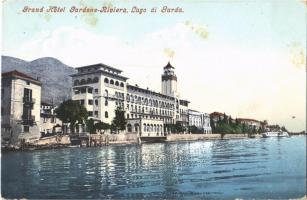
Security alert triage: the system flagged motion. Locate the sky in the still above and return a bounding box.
[2,0,306,131]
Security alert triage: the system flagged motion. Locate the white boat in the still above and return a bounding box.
[262,131,289,138]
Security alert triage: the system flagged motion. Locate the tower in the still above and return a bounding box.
[161,62,178,97]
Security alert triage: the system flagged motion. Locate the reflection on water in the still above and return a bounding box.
[2,136,306,199]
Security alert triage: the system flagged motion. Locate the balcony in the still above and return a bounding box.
[23,97,36,104]
[22,115,35,125]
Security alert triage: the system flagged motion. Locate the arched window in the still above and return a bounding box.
[143,124,147,132]
[127,124,132,132]
[150,124,153,132]
[80,79,86,85]
[105,111,108,118]
[87,78,92,84]
[93,77,99,83]
[110,79,114,85]
[120,82,124,87]
[74,80,79,86]
[104,78,109,84]
[146,124,150,132]
[115,81,119,86]
[134,124,139,132]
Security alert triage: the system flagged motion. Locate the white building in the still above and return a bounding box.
[188,109,212,134]
[1,70,42,146]
[40,102,62,136]
[71,62,190,134]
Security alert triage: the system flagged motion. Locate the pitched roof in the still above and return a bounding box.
[237,118,260,123]
[164,62,175,69]
[2,70,41,85]
[210,112,225,116]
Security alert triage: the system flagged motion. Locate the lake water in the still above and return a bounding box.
[2,136,306,199]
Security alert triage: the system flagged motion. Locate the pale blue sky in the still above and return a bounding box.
[2,0,306,131]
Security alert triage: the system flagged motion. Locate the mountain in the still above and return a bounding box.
[1,56,77,105]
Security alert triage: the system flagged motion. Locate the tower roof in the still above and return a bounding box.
[164,62,174,69]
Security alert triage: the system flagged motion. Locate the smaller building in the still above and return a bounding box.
[237,118,264,130]
[1,70,41,146]
[210,112,227,126]
[188,109,212,134]
[40,102,62,137]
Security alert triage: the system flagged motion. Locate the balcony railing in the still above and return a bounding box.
[23,97,36,104]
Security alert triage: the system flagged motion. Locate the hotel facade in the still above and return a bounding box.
[71,62,210,136]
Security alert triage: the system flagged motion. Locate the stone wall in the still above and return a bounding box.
[167,134,221,141]
[90,133,138,145]
[167,133,250,141]
[33,135,70,146]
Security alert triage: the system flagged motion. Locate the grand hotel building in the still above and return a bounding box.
[71,62,207,136]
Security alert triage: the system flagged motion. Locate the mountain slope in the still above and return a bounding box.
[1,56,77,105]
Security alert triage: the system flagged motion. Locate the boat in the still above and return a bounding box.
[262,131,289,138]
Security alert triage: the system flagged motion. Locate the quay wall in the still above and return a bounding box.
[33,135,70,146]
[167,134,221,141]
[166,133,257,141]
[90,133,138,145]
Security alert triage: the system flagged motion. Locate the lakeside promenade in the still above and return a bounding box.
[3,132,305,151]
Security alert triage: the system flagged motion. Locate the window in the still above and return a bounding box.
[105,89,108,97]
[127,124,132,132]
[80,88,86,93]
[94,111,98,116]
[94,88,98,94]
[88,100,93,105]
[105,111,108,118]
[88,88,93,93]
[74,80,79,86]
[26,81,30,85]
[120,82,124,87]
[104,78,109,83]
[24,126,29,132]
[87,78,92,84]
[88,111,93,116]
[110,79,114,85]
[80,100,85,105]
[80,79,86,84]
[93,77,99,83]
[24,88,32,102]
[115,81,119,86]
[127,114,129,119]
[105,100,108,106]
[95,99,98,106]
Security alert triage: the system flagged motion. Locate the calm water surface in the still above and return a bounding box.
[2,136,306,199]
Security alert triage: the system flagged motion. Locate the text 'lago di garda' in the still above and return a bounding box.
[22,6,184,14]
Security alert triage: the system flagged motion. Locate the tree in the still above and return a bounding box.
[175,122,185,133]
[111,107,127,134]
[55,99,88,135]
[188,125,198,133]
[281,126,288,132]
[228,116,233,125]
[222,113,227,123]
[95,121,110,134]
[86,118,96,134]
